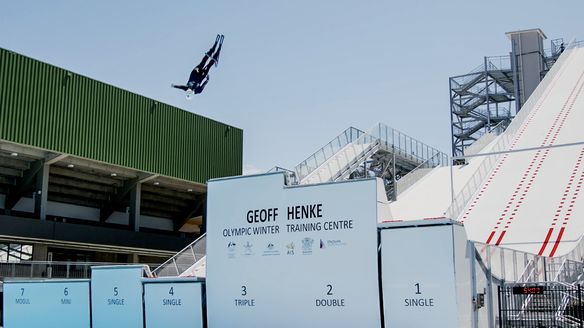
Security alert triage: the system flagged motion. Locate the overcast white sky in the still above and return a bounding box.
[2,1,582,174]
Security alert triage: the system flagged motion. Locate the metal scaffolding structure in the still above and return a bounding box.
[291,124,448,201]
[449,38,565,157]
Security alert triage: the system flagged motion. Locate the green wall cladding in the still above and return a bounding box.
[0,48,242,184]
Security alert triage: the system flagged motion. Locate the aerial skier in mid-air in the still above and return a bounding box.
[172,34,224,99]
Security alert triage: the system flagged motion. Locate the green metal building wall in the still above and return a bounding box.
[0,48,242,184]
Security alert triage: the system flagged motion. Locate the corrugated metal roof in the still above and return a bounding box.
[0,47,242,184]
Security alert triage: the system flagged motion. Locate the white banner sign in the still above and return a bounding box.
[3,279,90,328]
[206,173,381,328]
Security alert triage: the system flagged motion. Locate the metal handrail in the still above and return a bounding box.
[294,123,448,182]
[395,152,447,196]
[516,259,538,283]
[475,241,584,286]
[0,260,158,279]
[329,137,381,182]
[294,127,365,182]
[152,233,206,277]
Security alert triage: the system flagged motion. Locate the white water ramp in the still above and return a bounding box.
[458,47,584,257]
[382,46,584,258]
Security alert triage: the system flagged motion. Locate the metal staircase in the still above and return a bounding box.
[293,123,448,200]
[473,238,584,327]
[450,56,516,157]
[449,38,580,158]
[484,233,584,327]
[499,258,584,327]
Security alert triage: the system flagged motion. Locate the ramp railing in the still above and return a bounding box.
[296,123,447,185]
[475,240,584,326]
[152,233,206,277]
[475,241,584,286]
[294,127,366,183]
[446,44,579,221]
[395,152,448,196]
[325,136,381,182]
[371,123,448,166]
[463,120,508,157]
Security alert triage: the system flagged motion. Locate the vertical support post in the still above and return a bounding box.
[172,258,179,275]
[523,253,528,281]
[500,249,506,281]
[449,77,457,157]
[486,246,495,328]
[66,262,70,278]
[543,257,547,281]
[190,244,197,262]
[511,36,521,113]
[513,250,518,282]
[484,57,491,129]
[391,145,397,201]
[497,285,503,328]
[34,163,50,221]
[449,156,455,206]
[578,284,583,327]
[378,124,381,141]
[129,182,141,232]
[470,242,479,328]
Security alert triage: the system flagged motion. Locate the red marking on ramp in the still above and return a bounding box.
[487,69,584,245]
[538,228,554,256]
[538,147,584,256]
[549,227,566,257]
[486,231,496,244]
[495,231,506,246]
[460,54,576,225]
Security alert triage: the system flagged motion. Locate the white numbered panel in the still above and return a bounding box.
[91,265,145,328]
[206,173,381,328]
[144,279,204,328]
[3,279,90,328]
[381,224,459,327]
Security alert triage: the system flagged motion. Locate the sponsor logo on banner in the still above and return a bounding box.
[262,243,280,256]
[326,239,347,248]
[316,239,347,251]
[243,241,254,256]
[301,237,314,255]
[228,242,237,259]
[286,242,295,255]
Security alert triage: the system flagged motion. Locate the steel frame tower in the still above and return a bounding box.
[449,56,515,157]
[449,31,564,157]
